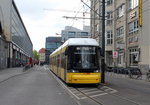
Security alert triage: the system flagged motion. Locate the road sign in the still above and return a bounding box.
[113,51,118,58]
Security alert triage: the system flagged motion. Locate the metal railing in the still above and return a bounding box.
[105,67,150,81]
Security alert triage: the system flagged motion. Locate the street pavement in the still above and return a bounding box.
[105,73,150,105]
[0,65,78,105]
[0,67,24,83]
[0,65,150,105]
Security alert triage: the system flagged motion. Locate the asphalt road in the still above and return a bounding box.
[0,65,150,105]
[0,66,78,105]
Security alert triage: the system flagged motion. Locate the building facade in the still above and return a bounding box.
[0,0,33,69]
[39,48,45,64]
[61,26,91,43]
[45,37,61,63]
[91,0,150,72]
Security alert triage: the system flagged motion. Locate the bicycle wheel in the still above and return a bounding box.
[146,73,150,81]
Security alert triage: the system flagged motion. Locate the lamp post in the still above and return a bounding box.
[101,0,105,83]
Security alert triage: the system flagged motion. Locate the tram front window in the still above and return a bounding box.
[70,46,99,70]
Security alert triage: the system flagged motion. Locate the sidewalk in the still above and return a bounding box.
[0,67,24,83]
[106,72,149,82]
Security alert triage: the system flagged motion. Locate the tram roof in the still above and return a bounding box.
[63,38,99,47]
[50,38,99,56]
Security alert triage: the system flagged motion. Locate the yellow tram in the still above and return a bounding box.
[49,38,101,84]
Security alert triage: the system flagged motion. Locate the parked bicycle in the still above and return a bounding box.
[128,68,142,80]
[146,70,150,81]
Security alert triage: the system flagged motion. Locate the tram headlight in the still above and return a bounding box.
[71,69,79,73]
[94,70,99,73]
[72,70,75,73]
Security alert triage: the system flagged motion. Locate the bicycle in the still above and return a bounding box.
[128,68,142,80]
[146,70,150,81]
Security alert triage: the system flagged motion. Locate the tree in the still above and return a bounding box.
[32,50,39,61]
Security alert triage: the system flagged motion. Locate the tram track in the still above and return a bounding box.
[70,86,141,105]
[46,66,141,105]
[75,88,105,105]
[97,87,141,105]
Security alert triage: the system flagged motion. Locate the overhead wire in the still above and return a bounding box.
[68,0,90,29]
[65,0,150,30]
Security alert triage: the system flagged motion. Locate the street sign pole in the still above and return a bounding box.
[101,0,105,83]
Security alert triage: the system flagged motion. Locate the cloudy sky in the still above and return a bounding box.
[14,0,90,51]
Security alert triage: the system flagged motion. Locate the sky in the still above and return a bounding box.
[14,0,90,51]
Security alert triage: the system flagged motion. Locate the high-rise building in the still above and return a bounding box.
[0,0,33,69]
[61,26,91,43]
[91,0,150,72]
[45,37,61,63]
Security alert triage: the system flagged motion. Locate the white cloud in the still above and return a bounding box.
[14,0,90,51]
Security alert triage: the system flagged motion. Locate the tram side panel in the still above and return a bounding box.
[66,73,100,84]
[59,46,68,81]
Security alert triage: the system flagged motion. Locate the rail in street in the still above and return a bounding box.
[46,65,150,105]
[0,65,150,105]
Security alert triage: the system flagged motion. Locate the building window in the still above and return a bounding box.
[128,36,138,44]
[106,51,113,66]
[118,52,124,65]
[116,41,124,49]
[116,4,125,18]
[128,20,139,34]
[106,30,113,45]
[106,0,113,5]
[68,31,75,38]
[129,48,139,66]
[106,11,113,25]
[128,0,138,10]
[81,32,88,36]
[116,26,124,38]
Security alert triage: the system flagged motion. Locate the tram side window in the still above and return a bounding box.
[67,47,74,69]
[60,54,63,68]
[54,56,57,66]
[57,55,60,67]
[60,53,66,69]
[52,57,54,65]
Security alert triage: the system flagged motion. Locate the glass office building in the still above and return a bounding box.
[45,37,61,63]
[0,0,33,68]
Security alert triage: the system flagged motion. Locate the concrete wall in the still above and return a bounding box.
[139,0,150,72]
